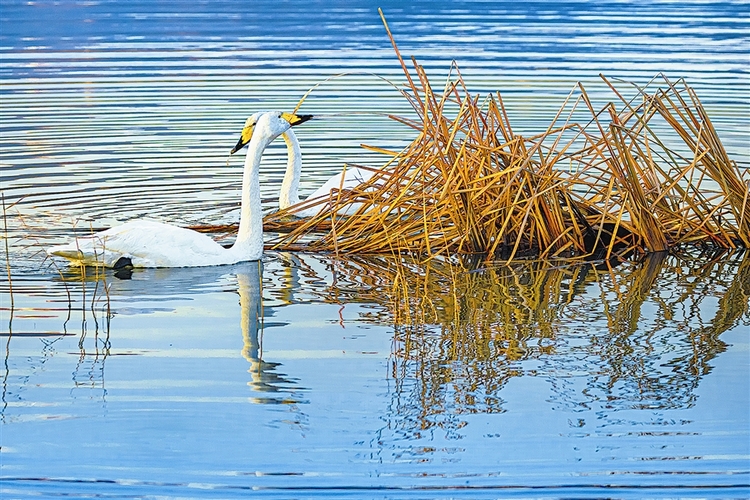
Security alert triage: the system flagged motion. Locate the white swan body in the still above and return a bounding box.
[278,129,378,218]
[47,219,250,268]
[47,111,312,268]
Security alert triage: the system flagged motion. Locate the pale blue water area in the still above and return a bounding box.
[1,0,749,498]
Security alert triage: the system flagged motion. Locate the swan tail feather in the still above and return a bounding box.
[47,245,83,259]
[47,244,112,267]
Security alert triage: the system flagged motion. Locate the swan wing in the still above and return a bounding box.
[306,166,376,201]
[293,167,379,217]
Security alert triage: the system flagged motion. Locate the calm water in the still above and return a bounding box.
[1,0,749,498]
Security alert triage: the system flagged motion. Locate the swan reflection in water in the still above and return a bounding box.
[47,261,305,406]
[236,264,305,404]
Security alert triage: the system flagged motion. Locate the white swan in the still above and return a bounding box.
[47,111,312,268]
[277,128,377,217]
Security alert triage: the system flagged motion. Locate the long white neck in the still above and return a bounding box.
[279,129,302,209]
[230,134,267,261]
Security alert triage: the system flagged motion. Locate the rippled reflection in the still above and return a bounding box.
[0,261,312,423]
[259,250,750,439]
[2,248,747,490]
[4,248,748,427]
[391,251,747,437]
[236,264,306,405]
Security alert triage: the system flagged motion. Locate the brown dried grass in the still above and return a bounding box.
[263,13,748,263]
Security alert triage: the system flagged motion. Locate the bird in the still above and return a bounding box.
[47,111,313,268]
[276,127,377,218]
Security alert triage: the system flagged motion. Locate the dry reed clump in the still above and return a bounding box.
[264,16,749,263]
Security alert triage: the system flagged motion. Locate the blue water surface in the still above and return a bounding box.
[1,1,749,498]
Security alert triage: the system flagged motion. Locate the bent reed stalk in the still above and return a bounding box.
[264,13,749,263]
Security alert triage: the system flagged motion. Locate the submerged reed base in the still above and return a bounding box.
[264,19,749,264]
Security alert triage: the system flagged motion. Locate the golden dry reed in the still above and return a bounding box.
[264,12,749,263]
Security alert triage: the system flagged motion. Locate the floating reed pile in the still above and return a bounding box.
[265,16,749,262]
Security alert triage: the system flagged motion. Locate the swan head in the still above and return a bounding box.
[230,111,313,154]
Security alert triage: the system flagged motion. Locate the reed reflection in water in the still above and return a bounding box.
[273,250,749,441]
[10,250,746,426]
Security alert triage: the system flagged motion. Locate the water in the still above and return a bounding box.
[1,0,749,497]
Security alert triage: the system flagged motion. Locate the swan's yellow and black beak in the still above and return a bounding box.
[281,112,313,127]
[230,112,314,155]
[230,121,256,155]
